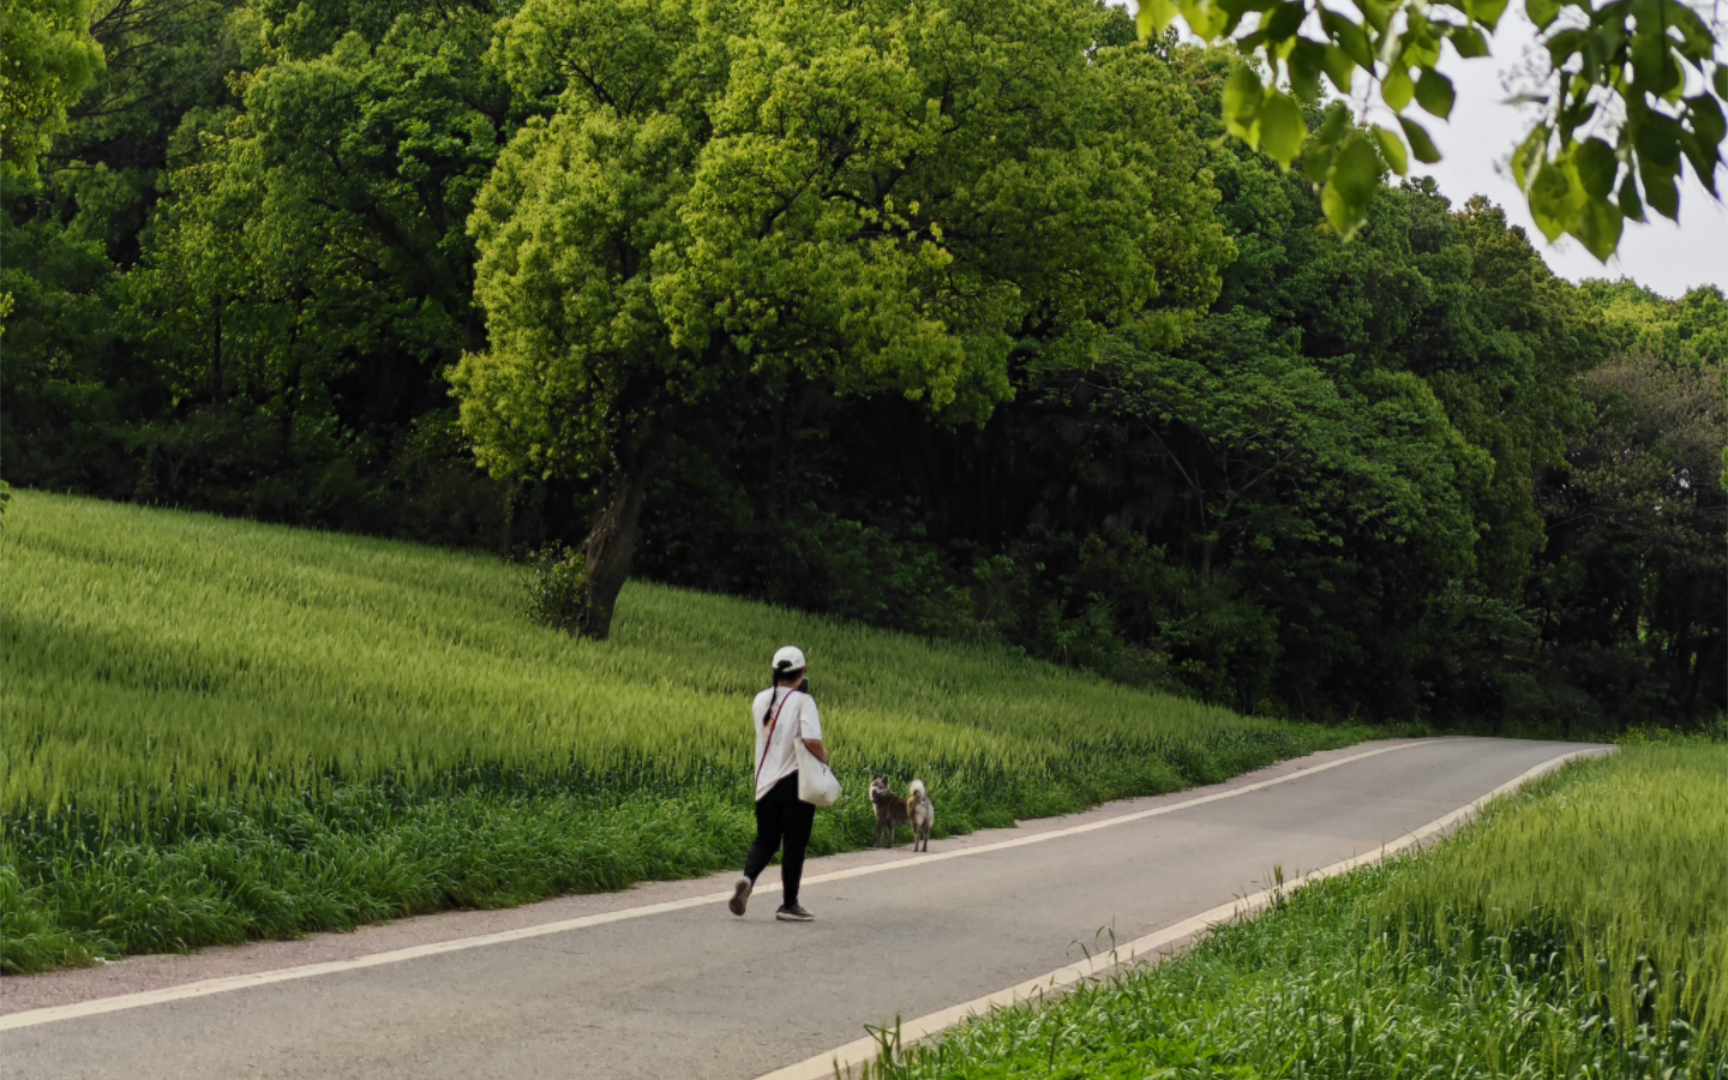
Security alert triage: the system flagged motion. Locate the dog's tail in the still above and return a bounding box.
[909,779,927,807]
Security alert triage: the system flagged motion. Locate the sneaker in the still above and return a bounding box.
[728,877,752,917]
[776,904,814,922]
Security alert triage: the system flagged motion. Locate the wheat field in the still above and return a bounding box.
[3,489,1295,819]
[1374,743,1728,1059]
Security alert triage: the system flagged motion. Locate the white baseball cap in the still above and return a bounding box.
[772,645,807,672]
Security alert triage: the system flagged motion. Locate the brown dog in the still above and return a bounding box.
[870,777,934,851]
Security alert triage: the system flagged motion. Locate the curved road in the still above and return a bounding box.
[0,737,1601,1079]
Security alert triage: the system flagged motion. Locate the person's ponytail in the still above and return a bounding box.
[772,660,805,689]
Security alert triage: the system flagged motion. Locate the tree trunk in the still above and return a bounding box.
[765,390,787,522]
[573,423,672,639]
[212,299,224,403]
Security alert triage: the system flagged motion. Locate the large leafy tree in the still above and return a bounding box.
[0,0,104,179]
[452,0,1231,637]
[1058,312,1482,580]
[125,0,512,512]
[1535,347,1726,721]
[0,0,244,494]
[0,0,104,328]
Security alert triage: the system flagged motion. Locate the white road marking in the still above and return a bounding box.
[754,745,1615,1080]
[0,738,1431,1031]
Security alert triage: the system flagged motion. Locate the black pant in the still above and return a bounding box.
[744,773,816,907]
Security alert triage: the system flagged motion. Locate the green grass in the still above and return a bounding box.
[1,491,1384,973]
[1373,743,1727,1064]
[852,744,1728,1080]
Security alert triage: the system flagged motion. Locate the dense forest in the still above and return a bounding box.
[4,0,1724,732]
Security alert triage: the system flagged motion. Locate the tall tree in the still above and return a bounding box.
[123,0,514,516]
[0,0,103,328]
[0,0,104,179]
[452,0,1231,637]
[1534,294,1728,724]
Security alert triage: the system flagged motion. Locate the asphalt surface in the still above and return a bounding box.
[0,737,1599,1079]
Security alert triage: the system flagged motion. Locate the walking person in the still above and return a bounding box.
[729,646,829,922]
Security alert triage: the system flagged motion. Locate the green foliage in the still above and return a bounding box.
[1583,280,1728,367]
[128,0,510,414]
[0,0,104,177]
[522,545,593,633]
[0,490,1379,970]
[1070,310,1482,580]
[852,745,1728,1080]
[629,140,1683,727]
[2,0,541,547]
[1141,0,1728,257]
[0,286,6,525]
[1530,341,1727,724]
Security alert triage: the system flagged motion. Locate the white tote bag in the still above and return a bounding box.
[796,732,843,807]
[789,696,842,807]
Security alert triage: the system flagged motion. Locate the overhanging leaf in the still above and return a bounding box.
[1179,0,1232,40]
[1618,172,1647,222]
[1322,45,1357,94]
[1399,115,1442,163]
[1382,66,1415,112]
[1260,91,1307,167]
[1288,40,1328,102]
[1137,0,1181,37]
[1222,63,1266,146]
[1321,134,1381,239]
[1372,124,1409,175]
[1263,1,1307,40]
[1524,0,1561,29]
[1637,157,1679,219]
[1352,0,1393,33]
[1448,24,1489,58]
[1319,10,1375,68]
[1463,0,1508,30]
[1527,162,1577,241]
[1510,125,1550,192]
[1413,69,1455,119]
[1572,137,1617,200]
[1689,95,1726,153]
[1568,196,1623,261]
[1628,27,1679,96]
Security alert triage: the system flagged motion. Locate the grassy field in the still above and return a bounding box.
[1373,741,1727,1057]
[855,743,1727,1080]
[1,491,1382,973]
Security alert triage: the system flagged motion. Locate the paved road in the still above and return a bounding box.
[2,738,1597,1079]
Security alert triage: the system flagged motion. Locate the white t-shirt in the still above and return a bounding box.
[752,686,823,800]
